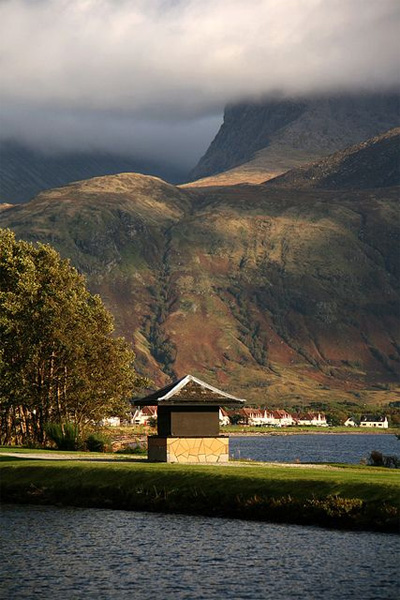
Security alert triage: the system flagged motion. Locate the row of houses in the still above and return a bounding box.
[128,406,329,427]
[103,408,389,429]
[235,408,328,427]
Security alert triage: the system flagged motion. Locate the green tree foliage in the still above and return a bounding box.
[0,229,146,445]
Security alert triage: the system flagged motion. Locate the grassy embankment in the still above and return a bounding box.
[1,453,399,533]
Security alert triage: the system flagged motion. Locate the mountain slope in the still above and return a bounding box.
[1,153,399,404]
[188,93,400,186]
[0,141,188,204]
[265,128,400,190]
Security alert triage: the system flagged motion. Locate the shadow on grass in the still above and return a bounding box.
[0,454,148,463]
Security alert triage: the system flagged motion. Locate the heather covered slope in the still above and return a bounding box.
[0,173,193,383]
[188,93,400,186]
[1,163,399,404]
[169,185,400,402]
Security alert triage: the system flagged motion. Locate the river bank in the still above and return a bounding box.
[226,428,398,436]
[1,455,398,533]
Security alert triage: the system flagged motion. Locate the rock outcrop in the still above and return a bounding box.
[189,93,400,185]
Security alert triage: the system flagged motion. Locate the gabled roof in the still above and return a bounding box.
[134,374,246,407]
[360,415,387,422]
[239,407,264,416]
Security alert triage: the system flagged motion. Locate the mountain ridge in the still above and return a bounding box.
[189,93,400,186]
[0,141,189,204]
[266,128,400,190]
[1,131,399,405]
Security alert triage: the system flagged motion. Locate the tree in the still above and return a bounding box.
[0,229,147,445]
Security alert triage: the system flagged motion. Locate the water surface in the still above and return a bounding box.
[1,504,399,600]
[229,433,399,464]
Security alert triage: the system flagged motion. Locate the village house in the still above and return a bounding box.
[265,410,295,427]
[237,407,266,426]
[360,415,389,429]
[344,417,358,427]
[219,408,231,426]
[131,405,157,426]
[236,408,296,427]
[294,412,328,427]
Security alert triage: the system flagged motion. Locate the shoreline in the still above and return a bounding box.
[108,429,399,446]
[1,456,398,534]
[225,429,397,436]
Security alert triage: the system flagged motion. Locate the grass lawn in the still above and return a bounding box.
[0,446,131,458]
[1,454,399,532]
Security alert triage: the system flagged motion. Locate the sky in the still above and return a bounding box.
[0,0,399,169]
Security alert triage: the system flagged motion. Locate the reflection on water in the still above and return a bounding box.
[1,504,399,600]
[229,433,400,464]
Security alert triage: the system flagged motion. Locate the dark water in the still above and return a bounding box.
[229,433,399,464]
[1,504,399,600]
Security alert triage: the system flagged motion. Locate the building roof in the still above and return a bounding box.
[134,374,246,407]
[140,406,157,416]
[360,415,387,422]
[271,410,292,419]
[238,407,264,417]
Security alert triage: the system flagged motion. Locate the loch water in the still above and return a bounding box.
[229,433,399,464]
[1,504,399,600]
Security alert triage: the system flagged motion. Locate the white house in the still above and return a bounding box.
[235,408,295,427]
[132,405,157,426]
[360,415,389,429]
[237,408,266,426]
[219,408,231,426]
[294,412,328,427]
[265,410,295,427]
[344,417,358,427]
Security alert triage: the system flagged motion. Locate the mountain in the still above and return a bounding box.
[1,130,399,406]
[188,93,400,186]
[268,128,400,190]
[0,141,188,204]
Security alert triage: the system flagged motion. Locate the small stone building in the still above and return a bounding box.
[134,374,245,463]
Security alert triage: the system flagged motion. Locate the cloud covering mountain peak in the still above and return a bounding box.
[1,0,399,163]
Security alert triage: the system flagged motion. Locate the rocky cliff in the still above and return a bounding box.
[189,93,400,185]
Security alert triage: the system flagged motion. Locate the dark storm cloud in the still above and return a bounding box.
[0,0,399,162]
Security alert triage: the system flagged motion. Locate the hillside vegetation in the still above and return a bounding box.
[1,131,399,405]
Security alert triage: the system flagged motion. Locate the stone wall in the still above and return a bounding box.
[148,436,229,463]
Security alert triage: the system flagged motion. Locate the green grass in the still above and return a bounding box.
[0,446,139,460]
[1,456,399,532]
